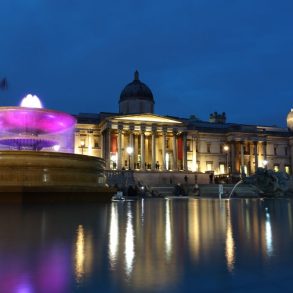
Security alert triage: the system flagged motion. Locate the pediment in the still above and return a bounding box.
[109,113,182,125]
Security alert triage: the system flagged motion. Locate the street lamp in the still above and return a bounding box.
[262,159,268,169]
[126,146,133,170]
[223,145,229,174]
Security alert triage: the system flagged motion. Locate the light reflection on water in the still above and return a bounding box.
[225,202,235,272]
[0,199,293,292]
[124,204,135,278]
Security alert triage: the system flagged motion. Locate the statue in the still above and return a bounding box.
[243,167,290,197]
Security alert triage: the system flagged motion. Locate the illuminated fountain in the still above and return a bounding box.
[0,94,75,152]
[0,94,112,203]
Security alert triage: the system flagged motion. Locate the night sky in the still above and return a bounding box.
[0,0,292,127]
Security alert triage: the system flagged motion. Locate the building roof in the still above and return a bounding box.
[119,71,154,102]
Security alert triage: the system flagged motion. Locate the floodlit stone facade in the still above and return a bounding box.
[74,72,293,177]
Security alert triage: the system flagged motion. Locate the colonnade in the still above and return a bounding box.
[228,140,267,175]
[102,125,188,171]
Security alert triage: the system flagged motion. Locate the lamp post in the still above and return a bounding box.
[223,145,229,175]
[80,141,85,155]
[126,146,133,170]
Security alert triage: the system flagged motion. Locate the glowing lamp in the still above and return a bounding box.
[223,145,229,152]
[126,146,133,155]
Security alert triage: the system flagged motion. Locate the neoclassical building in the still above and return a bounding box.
[74,71,293,177]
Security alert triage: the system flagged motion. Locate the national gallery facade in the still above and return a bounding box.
[74,71,293,176]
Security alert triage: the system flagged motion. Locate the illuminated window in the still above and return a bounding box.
[274,164,279,172]
[206,161,213,171]
[219,163,225,174]
[285,165,290,175]
[94,138,99,148]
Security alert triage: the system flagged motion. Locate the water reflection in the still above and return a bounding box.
[0,199,293,292]
[225,202,235,272]
[75,225,85,282]
[124,204,135,277]
[165,199,172,259]
[265,209,273,257]
[109,204,119,269]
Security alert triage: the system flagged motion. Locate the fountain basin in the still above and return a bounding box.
[0,151,113,203]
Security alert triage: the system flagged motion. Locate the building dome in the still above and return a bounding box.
[119,71,155,114]
[119,71,154,102]
[287,109,293,131]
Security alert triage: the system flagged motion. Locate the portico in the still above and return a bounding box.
[100,113,189,171]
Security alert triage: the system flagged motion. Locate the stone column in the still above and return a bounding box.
[254,141,258,171]
[151,126,156,171]
[101,131,105,159]
[192,136,197,171]
[240,142,244,175]
[162,128,167,171]
[140,131,145,170]
[263,141,267,161]
[129,131,134,170]
[230,141,236,174]
[289,137,293,173]
[173,131,177,171]
[183,132,188,171]
[249,142,253,175]
[106,129,111,169]
[117,128,122,170]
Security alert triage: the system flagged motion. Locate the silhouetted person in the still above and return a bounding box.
[209,172,214,184]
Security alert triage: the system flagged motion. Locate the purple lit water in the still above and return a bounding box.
[0,107,76,151]
[0,198,293,292]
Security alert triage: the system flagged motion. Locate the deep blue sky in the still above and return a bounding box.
[0,0,292,126]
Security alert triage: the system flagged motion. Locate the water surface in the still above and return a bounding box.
[0,198,293,292]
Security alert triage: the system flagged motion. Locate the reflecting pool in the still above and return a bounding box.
[1,198,293,292]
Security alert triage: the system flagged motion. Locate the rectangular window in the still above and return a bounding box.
[187,140,192,152]
[285,147,288,156]
[244,145,249,155]
[219,163,225,174]
[274,146,277,156]
[94,138,99,148]
[207,143,211,153]
[220,144,223,154]
[274,164,279,172]
[206,161,213,172]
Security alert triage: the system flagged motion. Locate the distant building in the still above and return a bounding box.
[75,71,293,176]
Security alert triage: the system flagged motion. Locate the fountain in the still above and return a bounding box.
[228,167,291,199]
[0,94,75,152]
[0,94,112,203]
[228,180,243,199]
